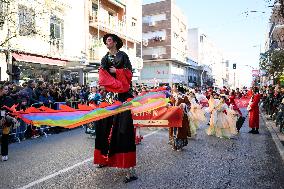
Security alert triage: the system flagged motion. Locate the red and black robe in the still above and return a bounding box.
[94,51,136,168]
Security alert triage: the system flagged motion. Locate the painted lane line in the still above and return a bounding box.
[17,129,161,189]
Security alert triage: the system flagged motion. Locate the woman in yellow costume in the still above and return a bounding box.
[187,92,206,137]
[206,95,238,139]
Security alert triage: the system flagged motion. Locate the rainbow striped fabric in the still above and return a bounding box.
[15,92,169,128]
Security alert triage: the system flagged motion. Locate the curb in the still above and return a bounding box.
[261,113,284,162]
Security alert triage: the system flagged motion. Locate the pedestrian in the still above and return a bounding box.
[94,33,137,183]
[0,82,18,161]
[169,84,189,150]
[247,87,261,134]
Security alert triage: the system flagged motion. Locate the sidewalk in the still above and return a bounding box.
[262,113,284,162]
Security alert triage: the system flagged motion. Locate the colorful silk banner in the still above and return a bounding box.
[13,92,171,128]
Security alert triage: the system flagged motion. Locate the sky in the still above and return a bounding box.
[142,0,272,87]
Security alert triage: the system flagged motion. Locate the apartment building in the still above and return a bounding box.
[86,0,143,82]
[0,0,85,83]
[267,1,284,51]
[140,0,189,86]
[188,28,228,88]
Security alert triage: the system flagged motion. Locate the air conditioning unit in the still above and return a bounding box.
[149,21,156,26]
[152,54,158,59]
[160,36,166,41]
[142,39,148,46]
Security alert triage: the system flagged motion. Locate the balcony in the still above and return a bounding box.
[89,10,126,38]
[108,0,126,8]
[49,38,64,55]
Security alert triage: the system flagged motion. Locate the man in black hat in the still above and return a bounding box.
[94,34,137,183]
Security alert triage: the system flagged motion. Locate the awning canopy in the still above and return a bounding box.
[12,53,68,67]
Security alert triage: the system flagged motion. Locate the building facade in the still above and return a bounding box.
[0,0,86,83]
[188,28,228,88]
[140,0,190,86]
[264,0,284,85]
[86,0,143,83]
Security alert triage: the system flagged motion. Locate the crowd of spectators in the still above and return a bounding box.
[1,79,283,144]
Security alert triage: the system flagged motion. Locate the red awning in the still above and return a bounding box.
[12,53,68,67]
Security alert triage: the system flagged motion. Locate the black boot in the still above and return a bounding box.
[248,128,255,133]
[253,128,259,134]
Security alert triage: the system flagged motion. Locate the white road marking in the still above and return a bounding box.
[17,129,161,189]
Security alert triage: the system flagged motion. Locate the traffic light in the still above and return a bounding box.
[233,63,236,69]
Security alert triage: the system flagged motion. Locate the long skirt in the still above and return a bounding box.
[169,114,189,150]
[94,110,136,168]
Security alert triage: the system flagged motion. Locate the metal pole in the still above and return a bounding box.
[201,68,204,87]
[233,71,236,89]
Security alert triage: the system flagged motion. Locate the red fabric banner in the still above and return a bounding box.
[132,106,183,127]
[235,98,250,108]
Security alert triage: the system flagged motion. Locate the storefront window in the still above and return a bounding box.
[17,62,61,83]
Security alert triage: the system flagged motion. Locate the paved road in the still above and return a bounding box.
[0,109,283,189]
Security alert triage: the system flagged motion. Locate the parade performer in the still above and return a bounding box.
[206,95,237,139]
[94,33,137,183]
[247,87,261,134]
[228,91,242,117]
[188,92,206,137]
[169,85,189,151]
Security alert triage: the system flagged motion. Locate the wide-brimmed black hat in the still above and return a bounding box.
[103,34,123,50]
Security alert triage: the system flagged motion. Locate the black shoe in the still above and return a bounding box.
[252,130,259,134]
[96,164,106,168]
[248,129,255,133]
[124,176,138,183]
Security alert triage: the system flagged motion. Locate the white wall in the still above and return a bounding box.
[64,0,85,60]
[126,0,142,42]
[171,2,188,63]
[188,28,199,62]
[0,53,8,81]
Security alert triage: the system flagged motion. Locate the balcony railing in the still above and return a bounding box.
[49,38,64,55]
[88,38,108,62]
[89,10,126,36]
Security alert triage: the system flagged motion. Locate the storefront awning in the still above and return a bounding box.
[12,53,68,67]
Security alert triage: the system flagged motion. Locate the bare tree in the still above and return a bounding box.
[0,0,51,48]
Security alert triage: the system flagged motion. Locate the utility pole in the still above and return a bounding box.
[233,63,236,89]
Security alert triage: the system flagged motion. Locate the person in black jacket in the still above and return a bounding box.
[22,80,39,106]
[34,81,46,100]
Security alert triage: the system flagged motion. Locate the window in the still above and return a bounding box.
[92,3,98,12]
[132,17,137,27]
[174,32,178,38]
[200,36,203,43]
[50,15,63,40]
[18,5,35,36]
[143,46,166,56]
[142,13,166,23]
[143,30,166,41]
